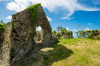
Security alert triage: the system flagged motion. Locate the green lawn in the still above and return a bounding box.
[26,38,100,66]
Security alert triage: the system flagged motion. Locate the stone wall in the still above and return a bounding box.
[62,32,73,39]
[1,4,57,66]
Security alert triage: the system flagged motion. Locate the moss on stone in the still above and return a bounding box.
[25,3,41,39]
[10,21,12,24]
[8,23,12,47]
[25,3,41,26]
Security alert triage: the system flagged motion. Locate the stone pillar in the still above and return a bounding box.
[2,22,12,66]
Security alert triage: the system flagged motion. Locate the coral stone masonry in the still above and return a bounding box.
[1,4,57,66]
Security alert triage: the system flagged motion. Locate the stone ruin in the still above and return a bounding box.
[1,4,57,66]
[62,31,73,39]
[53,31,73,39]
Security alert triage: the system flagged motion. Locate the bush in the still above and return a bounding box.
[76,30,100,39]
[0,20,6,32]
[92,35,100,39]
[52,31,57,35]
[57,32,62,38]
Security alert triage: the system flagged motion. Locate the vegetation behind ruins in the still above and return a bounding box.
[0,20,6,32]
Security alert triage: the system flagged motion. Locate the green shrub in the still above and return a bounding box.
[92,35,100,39]
[76,30,100,39]
[52,31,57,35]
[57,32,62,38]
[0,20,6,32]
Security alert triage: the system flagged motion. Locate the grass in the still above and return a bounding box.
[28,38,100,66]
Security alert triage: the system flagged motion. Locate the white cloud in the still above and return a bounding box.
[7,0,100,20]
[88,23,92,25]
[47,16,52,21]
[6,16,12,19]
[84,27,90,31]
[7,0,30,12]
[73,29,78,32]
[36,26,42,31]
[66,27,69,31]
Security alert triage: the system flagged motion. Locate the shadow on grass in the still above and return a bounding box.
[12,44,73,66]
[41,44,73,66]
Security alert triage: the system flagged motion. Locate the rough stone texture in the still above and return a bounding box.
[53,33,60,39]
[0,31,4,64]
[2,5,57,66]
[62,32,73,39]
[2,22,12,66]
[36,5,53,45]
[34,31,41,43]
[0,30,5,51]
[10,9,35,65]
[0,31,4,41]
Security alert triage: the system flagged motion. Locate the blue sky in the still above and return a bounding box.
[0,0,100,37]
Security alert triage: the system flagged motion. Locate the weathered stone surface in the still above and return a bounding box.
[0,30,5,53]
[0,31,4,64]
[62,32,73,39]
[2,4,58,66]
[34,31,41,43]
[2,22,12,66]
[0,31,4,41]
[53,33,60,39]
[10,9,35,64]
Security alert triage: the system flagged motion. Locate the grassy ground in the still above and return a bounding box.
[25,38,100,66]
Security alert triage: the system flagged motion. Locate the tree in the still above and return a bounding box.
[56,26,67,33]
[75,30,100,38]
[56,26,73,39]
[52,31,57,35]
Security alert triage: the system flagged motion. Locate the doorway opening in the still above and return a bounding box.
[34,26,43,43]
